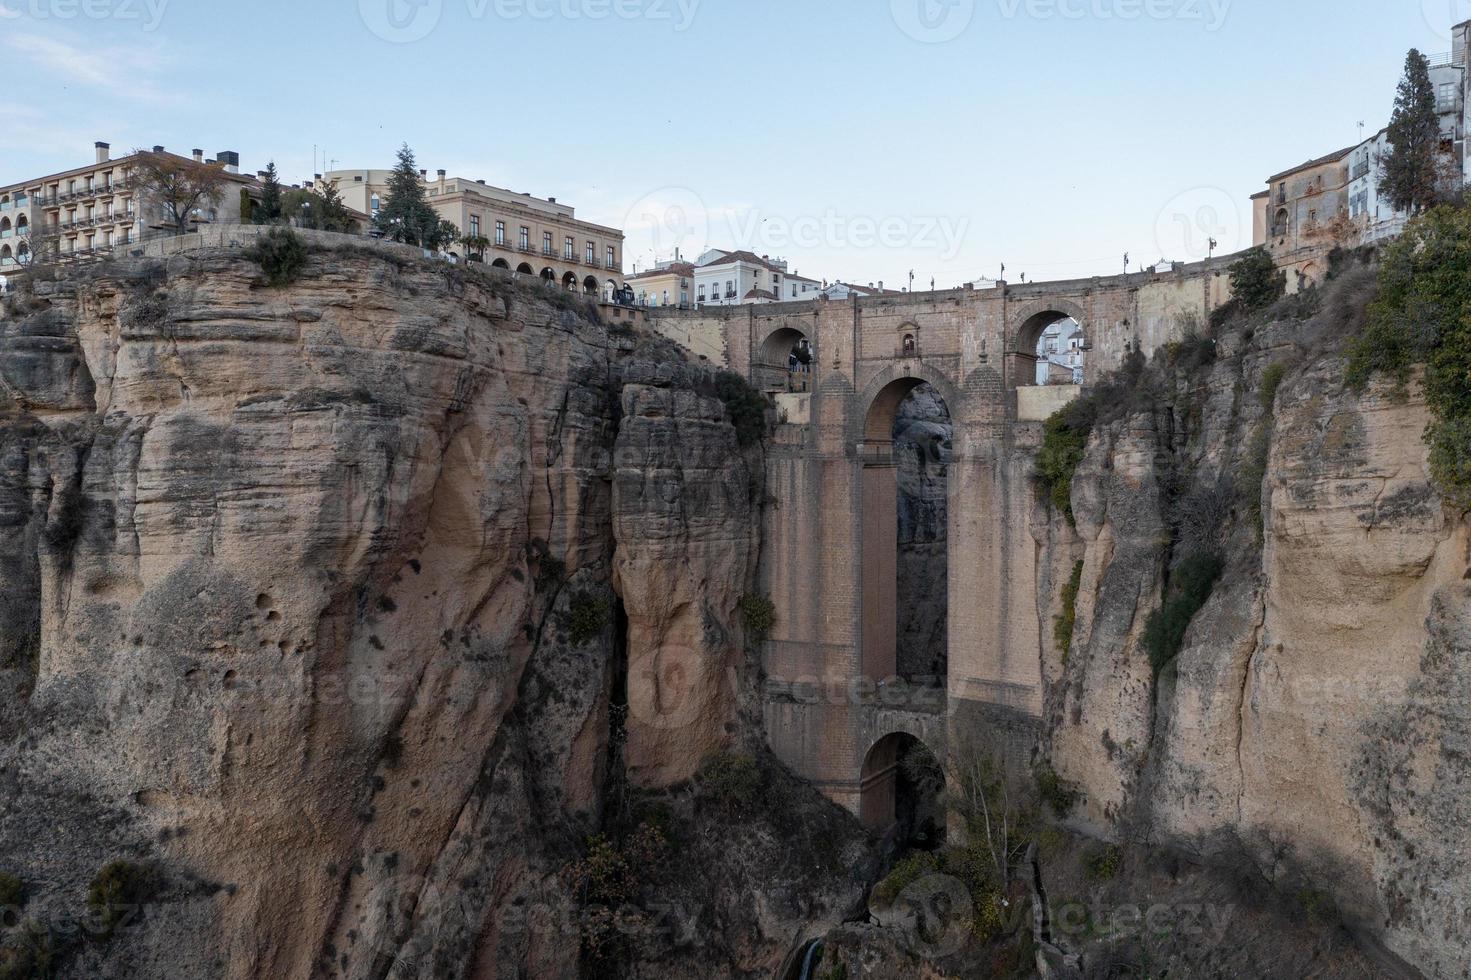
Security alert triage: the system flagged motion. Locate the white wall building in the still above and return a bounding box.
[694,250,819,306]
[1035,319,1085,385]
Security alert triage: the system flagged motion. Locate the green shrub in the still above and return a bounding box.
[869,851,939,909]
[567,592,610,646]
[738,593,776,642]
[1083,844,1122,882]
[249,226,309,287]
[1346,202,1471,507]
[0,873,21,909]
[87,860,159,937]
[1259,361,1289,412]
[1053,561,1084,661]
[1036,403,1092,524]
[698,752,762,813]
[1143,552,1224,675]
[1035,763,1080,818]
[0,922,51,980]
[1228,247,1286,312]
[713,371,769,447]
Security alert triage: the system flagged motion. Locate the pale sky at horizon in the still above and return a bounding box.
[2,0,1464,286]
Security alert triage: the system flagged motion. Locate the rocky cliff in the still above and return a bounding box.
[0,242,865,979]
[1038,265,1471,978]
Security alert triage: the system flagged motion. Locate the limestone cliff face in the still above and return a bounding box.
[1041,292,1471,977]
[0,246,833,979]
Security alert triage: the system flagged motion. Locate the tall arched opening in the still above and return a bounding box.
[860,378,951,688]
[859,732,945,845]
[1016,310,1086,387]
[755,327,813,393]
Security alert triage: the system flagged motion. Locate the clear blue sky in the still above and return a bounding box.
[1,0,1460,284]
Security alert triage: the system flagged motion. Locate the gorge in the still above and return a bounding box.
[0,233,1466,979]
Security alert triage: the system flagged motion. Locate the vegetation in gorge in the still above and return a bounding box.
[1346,200,1471,508]
[713,371,770,447]
[1229,246,1287,313]
[738,593,776,643]
[1053,560,1085,661]
[248,226,308,287]
[1143,551,1224,676]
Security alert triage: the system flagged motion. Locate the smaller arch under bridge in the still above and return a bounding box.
[650,260,1237,822]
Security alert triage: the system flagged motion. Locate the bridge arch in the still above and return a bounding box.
[859,731,946,841]
[1010,299,1089,387]
[856,364,962,446]
[755,325,814,393]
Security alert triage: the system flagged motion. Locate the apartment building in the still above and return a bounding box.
[324,168,624,294]
[1250,21,1471,290]
[693,250,820,306]
[0,142,252,273]
[625,261,695,309]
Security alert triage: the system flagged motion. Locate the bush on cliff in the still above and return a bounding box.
[87,860,159,937]
[1228,247,1287,313]
[713,371,769,447]
[1143,551,1224,676]
[1346,200,1471,508]
[248,226,308,287]
[567,592,610,646]
[1053,560,1084,661]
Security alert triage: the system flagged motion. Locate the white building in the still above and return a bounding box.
[820,281,902,300]
[694,250,820,306]
[1035,319,1085,385]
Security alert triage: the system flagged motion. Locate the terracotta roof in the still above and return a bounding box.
[744,288,778,300]
[626,262,694,280]
[1265,145,1356,184]
[828,281,902,296]
[699,249,784,272]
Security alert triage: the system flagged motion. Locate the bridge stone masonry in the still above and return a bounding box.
[647,256,1239,829]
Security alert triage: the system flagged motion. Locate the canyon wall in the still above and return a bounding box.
[1040,277,1471,977]
[0,243,863,979]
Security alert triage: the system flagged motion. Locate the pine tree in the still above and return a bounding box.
[258,161,283,224]
[1378,49,1453,215]
[374,144,447,248]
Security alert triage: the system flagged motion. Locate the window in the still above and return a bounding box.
[606,245,616,268]
[519,225,529,248]
[543,231,553,254]
[1439,82,1458,110]
[585,241,595,263]
[469,215,480,237]
[370,193,380,214]
[726,280,734,296]
[564,236,575,260]
[495,221,505,245]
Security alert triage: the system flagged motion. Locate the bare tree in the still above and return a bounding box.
[129,150,229,236]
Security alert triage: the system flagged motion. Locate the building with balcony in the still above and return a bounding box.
[323,167,624,295]
[625,261,695,309]
[693,250,820,307]
[0,142,253,276]
[1250,23,1471,290]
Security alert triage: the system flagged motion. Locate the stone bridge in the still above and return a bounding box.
[649,257,1237,828]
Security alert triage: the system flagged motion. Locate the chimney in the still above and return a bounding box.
[878,280,884,290]
[152,145,164,153]
[95,141,110,164]
[437,169,446,192]
[192,149,203,162]
[475,179,485,184]
[217,151,239,174]
[548,196,557,204]
[418,169,427,180]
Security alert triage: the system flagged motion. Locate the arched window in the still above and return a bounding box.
[903,334,917,355]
